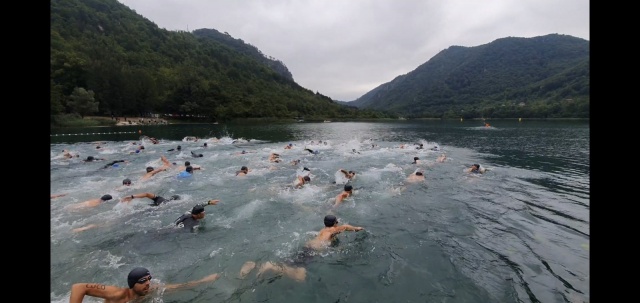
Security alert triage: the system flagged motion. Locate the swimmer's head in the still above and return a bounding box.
[100,194,112,201]
[177,145,182,150]
[349,171,355,175]
[324,215,338,227]
[472,164,480,170]
[186,166,193,173]
[139,146,144,149]
[303,176,311,182]
[344,184,353,191]
[204,143,208,147]
[127,267,151,288]
[86,156,94,161]
[185,161,191,166]
[289,143,292,146]
[122,178,131,185]
[303,167,310,172]
[191,205,205,215]
[414,157,419,161]
[241,150,246,154]
[241,166,248,171]
[416,171,423,176]
[146,166,154,173]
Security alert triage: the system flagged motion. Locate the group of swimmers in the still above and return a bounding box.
[58,138,487,302]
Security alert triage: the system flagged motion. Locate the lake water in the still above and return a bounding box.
[50,120,589,303]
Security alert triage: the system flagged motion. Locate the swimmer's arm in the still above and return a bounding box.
[338,224,364,232]
[121,192,155,202]
[69,283,124,303]
[164,273,220,291]
[72,224,100,233]
[51,193,67,199]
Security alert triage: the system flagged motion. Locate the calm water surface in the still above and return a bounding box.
[50,120,589,303]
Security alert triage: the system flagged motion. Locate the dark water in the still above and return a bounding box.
[50,120,589,303]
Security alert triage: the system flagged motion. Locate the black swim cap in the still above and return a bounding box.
[192,205,205,215]
[241,166,248,171]
[185,161,191,166]
[324,215,337,227]
[87,156,94,161]
[303,176,311,182]
[345,184,353,191]
[416,172,423,176]
[473,164,479,168]
[146,166,154,173]
[177,145,182,150]
[127,267,150,288]
[414,157,419,160]
[186,166,193,172]
[303,167,310,171]
[122,178,131,185]
[100,194,113,201]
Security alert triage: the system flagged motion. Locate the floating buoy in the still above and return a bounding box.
[519,118,522,122]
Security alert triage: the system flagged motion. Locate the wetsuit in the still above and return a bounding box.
[284,247,317,266]
[304,148,318,154]
[149,195,179,206]
[174,202,209,231]
[102,160,125,169]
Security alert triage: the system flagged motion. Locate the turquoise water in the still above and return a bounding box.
[50,120,589,303]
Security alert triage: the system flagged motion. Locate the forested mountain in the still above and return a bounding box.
[51,0,588,121]
[50,0,388,121]
[346,34,589,118]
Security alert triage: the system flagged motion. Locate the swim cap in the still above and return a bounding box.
[324,215,337,227]
[204,143,208,146]
[303,176,311,182]
[177,145,182,150]
[416,172,423,176]
[241,166,248,171]
[303,167,310,171]
[122,178,131,185]
[414,157,419,160]
[192,205,205,215]
[100,194,112,201]
[87,156,94,161]
[473,164,479,168]
[127,267,151,288]
[185,161,191,166]
[186,166,193,173]
[241,150,246,154]
[289,143,292,146]
[140,146,145,149]
[146,166,154,172]
[344,184,353,191]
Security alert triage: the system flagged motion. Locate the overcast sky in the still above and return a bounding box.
[117,0,589,101]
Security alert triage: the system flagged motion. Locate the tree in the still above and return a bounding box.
[67,87,99,118]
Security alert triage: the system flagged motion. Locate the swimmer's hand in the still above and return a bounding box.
[207,199,220,205]
[354,227,364,232]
